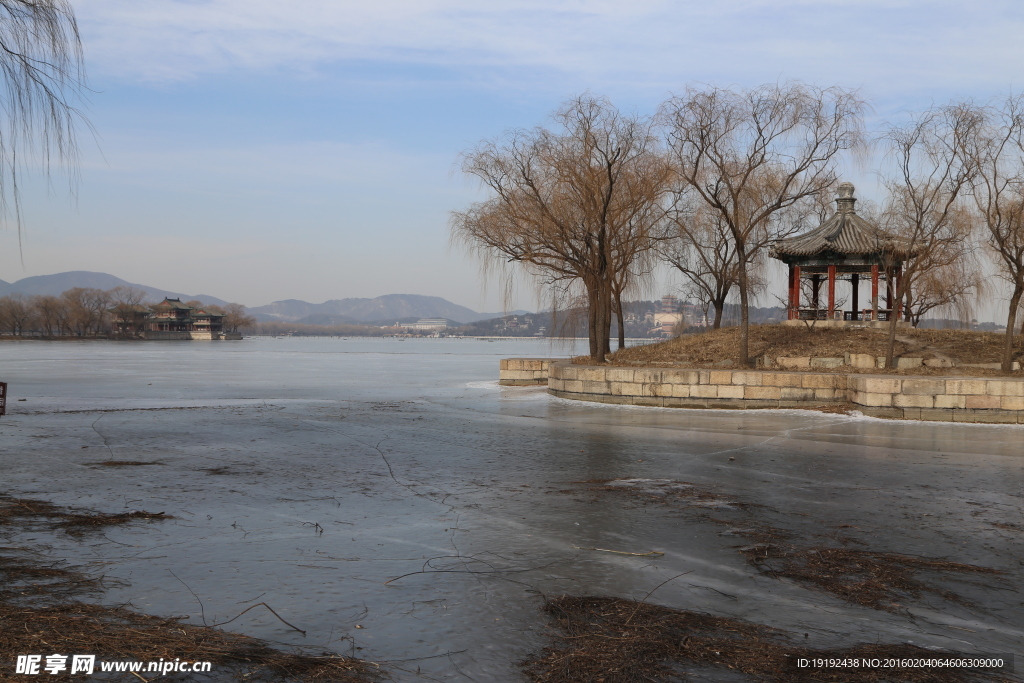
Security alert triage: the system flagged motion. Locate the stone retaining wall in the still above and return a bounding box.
[769,354,1019,372]
[543,361,1024,424]
[142,331,242,341]
[499,358,556,385]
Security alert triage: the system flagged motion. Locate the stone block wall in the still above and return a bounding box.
[499,358,556,386]
[541,361,1024,424]
[770,354,1019,371]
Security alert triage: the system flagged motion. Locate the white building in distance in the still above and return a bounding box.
[406,318,449,331]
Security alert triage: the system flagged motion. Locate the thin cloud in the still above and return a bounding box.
[75,0,1024,98]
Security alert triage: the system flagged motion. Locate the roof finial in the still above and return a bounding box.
[836,182,856,213]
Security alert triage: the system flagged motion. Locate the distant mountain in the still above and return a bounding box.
[295,314,359,326]
[250,294,529,325]
[0,271,230,307]
[0,271,535,323]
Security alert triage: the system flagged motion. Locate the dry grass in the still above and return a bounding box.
[0,601,377,682]
[739,544,1004,612]
[0,495,171,536]
[564,488,1006,613]
[523,596,1013,682]
[566,479,742,509]
[0,496,380,682]
[0,552,106,603]
[591,325,1023,376]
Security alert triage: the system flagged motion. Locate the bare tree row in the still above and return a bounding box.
[0,287,255,337]
[453,87,1024,372]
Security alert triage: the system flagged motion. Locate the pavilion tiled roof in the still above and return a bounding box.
[770,183,916,260]
[153,298,193,310]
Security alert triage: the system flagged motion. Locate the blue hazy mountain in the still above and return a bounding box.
[250,294,530,325]
[0,271,531,323]
[2,271,230,307]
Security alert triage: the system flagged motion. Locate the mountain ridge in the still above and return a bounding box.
[0,271,530,323]
[1,271,231,307]
[249,294,529,324]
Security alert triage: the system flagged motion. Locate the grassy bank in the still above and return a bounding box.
[588,325,1023,376]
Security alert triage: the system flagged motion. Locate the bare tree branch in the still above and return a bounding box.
[662,83,867,366]
[452,95,670,361]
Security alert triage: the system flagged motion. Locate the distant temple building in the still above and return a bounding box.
[146,298,231,339]
[652,294,683,335]
[110,298,237,340]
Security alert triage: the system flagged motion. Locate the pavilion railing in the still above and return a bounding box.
[797,309,891,321]
[797,309,836,320]
[844,310,891,321]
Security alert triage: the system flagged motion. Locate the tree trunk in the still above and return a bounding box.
[606,288,622,352]
[736,258,750,367]
[1004,282,1023,374]
[587,285,600,361]
[599,279,612,359]
[587,279,612,362]
[712,300,724,330]
[884,281,902,370]
[615,293,625,350]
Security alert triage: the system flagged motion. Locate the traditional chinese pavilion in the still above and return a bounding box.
[148,298,195,332]
[770,183,915,324]
[146,298,226,339]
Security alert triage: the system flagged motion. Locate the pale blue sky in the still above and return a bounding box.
[2,0,1023,312]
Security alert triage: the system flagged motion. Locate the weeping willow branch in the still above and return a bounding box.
[0,0,87,248]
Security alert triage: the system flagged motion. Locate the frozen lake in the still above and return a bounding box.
[1,337,1022,681]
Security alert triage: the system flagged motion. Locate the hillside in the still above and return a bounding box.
[250,294,529,324]
[1,271,229,307]
[0,271,532,323]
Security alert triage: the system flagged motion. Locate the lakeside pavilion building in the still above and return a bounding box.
[770,183,916,325]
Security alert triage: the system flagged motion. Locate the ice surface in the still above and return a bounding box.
[1,337,1022,681]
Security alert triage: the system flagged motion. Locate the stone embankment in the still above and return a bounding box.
[767,353,1019,372]
[501,359,1024,423]
[498,358,556,385]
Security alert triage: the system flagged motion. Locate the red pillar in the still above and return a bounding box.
[851,273,859,318]
[870,265,879,320]
[827,265,836,318]
[793,265,801,315]
[895,265,904,321]
[787,265,795,319]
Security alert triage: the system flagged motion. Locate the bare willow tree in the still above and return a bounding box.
[61,286,108,336]
[902,237,984,327]
[0,292,31,334]
[0,1,85,238]
[224,303,256,333]
[658,199,740,329]
[609,185,666,349]
[452,95,670,361]
[30,292,60,335]
[879,106,978,368]
[964,96,1024,372]
[109,285,148,337]
[662,83,867,366]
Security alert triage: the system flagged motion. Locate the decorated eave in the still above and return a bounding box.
[153,298,194,310]
[769,183,917,264]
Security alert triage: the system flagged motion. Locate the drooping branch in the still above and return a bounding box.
[0,0,86,241]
